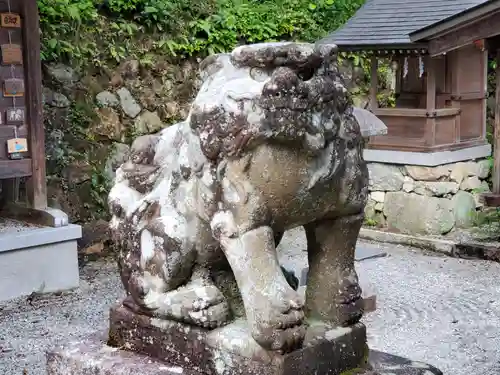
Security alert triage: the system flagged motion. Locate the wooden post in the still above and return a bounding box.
[425,56,437,146]
[449,50,461,143]
[22,0,47,209]
[394,56,403,95]
[370,56,378,110]
[493,49,500,194]
[426,57,436,110]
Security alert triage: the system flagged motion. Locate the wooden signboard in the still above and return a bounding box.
[0,0,53,208]
[0,13,21,28]
[1,44,22,65]
[6,107,25,124]
[3,78,24,97]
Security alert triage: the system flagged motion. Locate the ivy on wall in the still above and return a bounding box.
[37,0,365,67]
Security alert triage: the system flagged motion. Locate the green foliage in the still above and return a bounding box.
[39,0,365,221]
[45,102,88,177]
[88,163,112,218]
[38,0,365,67]
[470,207,500,241]
[38,0,98,62]
[45,99,110,220]
[364,218,378,227]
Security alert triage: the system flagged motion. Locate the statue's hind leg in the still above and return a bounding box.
[304,212,364,326]
[120,206,230,329]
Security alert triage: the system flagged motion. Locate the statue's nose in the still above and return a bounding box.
[263,67,301,96]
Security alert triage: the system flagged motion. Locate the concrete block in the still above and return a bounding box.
[0,224,81,302]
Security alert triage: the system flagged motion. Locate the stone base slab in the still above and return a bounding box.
[107,304,368,375]
[369,351,443,375]
[46,333,443,375]
[46,333,199,375]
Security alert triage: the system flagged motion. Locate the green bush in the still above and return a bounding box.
[37,0,365,67]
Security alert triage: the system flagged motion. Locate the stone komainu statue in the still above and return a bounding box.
[108,42,373,353]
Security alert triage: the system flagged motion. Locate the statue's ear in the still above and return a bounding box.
[199,53,228,80]
[352,107,387,138]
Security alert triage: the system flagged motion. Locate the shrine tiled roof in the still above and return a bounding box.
[319,0,489,49]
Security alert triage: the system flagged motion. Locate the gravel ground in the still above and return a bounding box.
[1,230,500,375]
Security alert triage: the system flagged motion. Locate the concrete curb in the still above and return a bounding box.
[359,228,456,256]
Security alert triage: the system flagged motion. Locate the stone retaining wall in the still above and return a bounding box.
[365,160,491,235]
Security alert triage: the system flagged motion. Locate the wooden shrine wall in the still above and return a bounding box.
[0,0,31,179]
[451,45,487,142]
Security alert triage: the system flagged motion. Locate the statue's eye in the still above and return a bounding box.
[250,68,269,82]
[298,67,315,81]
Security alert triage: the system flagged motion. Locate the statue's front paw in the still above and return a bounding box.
[144,281,231,329]
[249,289,306,353]
[184,284,231,329]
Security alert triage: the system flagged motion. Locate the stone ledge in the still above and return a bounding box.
[359,228,456,255]
[0,224,82,253]
[453,241,500,262]
[0,203,70,228]
[363,144,491,166]
[360,227,500,265]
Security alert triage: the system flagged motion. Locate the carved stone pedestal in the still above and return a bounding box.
[46,304,445,375]
[106,304,369,375]
[46,305,444,375]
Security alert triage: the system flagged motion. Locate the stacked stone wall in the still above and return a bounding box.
[365,160,491,235]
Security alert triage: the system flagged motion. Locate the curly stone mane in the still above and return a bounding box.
[187,42,362,165]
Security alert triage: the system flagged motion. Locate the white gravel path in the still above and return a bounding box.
[358,241,500,375]
[1,230,500,375]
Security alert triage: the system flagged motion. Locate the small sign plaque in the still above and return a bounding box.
[6,107,25,124]
[3,78,24,97]
[7,137,27,160]
[1,44,22,65]
[0,13,21,28]
[7,138,27,153]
